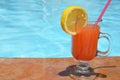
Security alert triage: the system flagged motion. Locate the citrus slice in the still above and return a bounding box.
[61,6,88,35]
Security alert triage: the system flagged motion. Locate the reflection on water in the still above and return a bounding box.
[0,0,120,57]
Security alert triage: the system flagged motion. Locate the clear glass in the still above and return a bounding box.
[70,23,110,79]
[75,61,90,75]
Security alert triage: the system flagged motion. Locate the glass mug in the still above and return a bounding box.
[72,24,110,76]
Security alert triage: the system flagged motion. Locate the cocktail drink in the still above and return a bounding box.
[72,24,100,61]
[72,24,110,76]
[61,0,112,77]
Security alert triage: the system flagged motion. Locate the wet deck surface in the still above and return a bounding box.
[0,57,120,80]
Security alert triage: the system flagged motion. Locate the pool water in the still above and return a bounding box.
[0,0,120,58]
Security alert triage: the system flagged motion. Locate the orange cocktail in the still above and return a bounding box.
[72,24,100,61]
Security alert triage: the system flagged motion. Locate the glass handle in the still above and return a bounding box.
[97,32,111,56]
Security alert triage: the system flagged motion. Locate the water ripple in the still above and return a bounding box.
[0,0,120,57]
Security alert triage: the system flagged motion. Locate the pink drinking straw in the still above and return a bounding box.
[95,0,112,25]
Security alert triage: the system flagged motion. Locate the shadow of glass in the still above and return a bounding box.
[58,65,116,80]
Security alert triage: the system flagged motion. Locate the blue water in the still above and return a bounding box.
[0,0,120,58]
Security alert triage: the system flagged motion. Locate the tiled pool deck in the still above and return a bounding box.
[0,57,120,80]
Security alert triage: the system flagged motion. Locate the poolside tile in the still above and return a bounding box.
[0,57,120,80]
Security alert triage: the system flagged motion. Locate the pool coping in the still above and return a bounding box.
[0,56,120,80]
